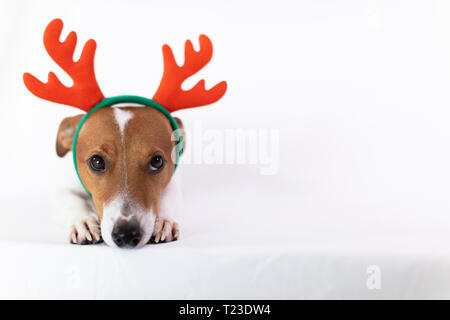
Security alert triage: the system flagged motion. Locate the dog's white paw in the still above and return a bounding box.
[69,214,103,245]
[150,217,179,243]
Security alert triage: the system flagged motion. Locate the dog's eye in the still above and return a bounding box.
[89,155,106,172]
[149,155,164,173]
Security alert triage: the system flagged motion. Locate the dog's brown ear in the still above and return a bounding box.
[56,115,84,157]
[173,117,186,153]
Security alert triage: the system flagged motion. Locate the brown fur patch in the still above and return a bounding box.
[56,115,84,157]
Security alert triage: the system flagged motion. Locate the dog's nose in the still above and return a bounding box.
[111,220,142,248]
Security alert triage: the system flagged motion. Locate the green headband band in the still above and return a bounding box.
[72,95,183,198]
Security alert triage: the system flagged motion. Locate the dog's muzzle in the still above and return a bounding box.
[111,217,142,248]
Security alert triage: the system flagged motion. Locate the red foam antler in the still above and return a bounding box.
[23,19,104,112]
[153,35,227,112]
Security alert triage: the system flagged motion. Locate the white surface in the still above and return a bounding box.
[2,0,450,299]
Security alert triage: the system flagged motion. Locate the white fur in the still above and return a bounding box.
[101,195,156,248]
[100,173,181,247]
[52,190,101,244]
[51,155,98,241]
[113,108,134,136]
[100,196,122,248]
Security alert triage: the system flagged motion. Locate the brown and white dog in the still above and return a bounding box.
[24,19,226,249]
[53,107,184,248]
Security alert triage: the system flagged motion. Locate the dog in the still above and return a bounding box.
[24,19,226,248]
[52,107,185,248]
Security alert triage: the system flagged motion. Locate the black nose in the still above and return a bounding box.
[112,220,142,248]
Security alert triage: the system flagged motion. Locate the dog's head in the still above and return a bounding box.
[56,107,183,248]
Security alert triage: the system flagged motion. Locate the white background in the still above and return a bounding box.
[2,0,450,299]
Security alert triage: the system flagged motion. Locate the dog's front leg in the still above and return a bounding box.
[52,189,102,245]
[151,174,182,243]
[152,217,180,243]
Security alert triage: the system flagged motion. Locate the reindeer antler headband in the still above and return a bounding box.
[23,19,227,196]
